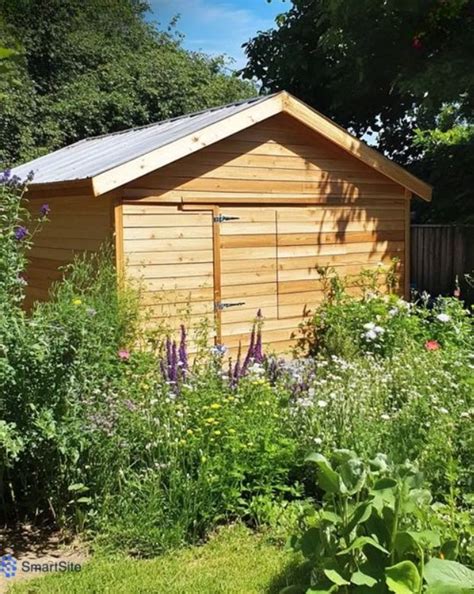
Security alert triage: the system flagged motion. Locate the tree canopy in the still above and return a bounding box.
[0,0,255,167]
[243,0,474,222]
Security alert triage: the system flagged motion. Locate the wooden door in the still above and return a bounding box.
[217,206,280,350]
[122,203,216,349]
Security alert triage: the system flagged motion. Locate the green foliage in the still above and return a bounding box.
[0,0,255,166]
[288,452,474,593]
[242,0,474,222]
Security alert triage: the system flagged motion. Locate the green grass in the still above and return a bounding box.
[9,525,308,594]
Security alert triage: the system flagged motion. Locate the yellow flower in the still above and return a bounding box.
[72,298,82,305]
[213,430,222,436]
[179,439,186,445]
[186,429,194,436]
[201,456,207,464]
[263,400,271,406]
[210,403,221,410]
[205,417,215,424]
[228,428,236,434]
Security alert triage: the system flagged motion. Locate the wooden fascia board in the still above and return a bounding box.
[91,94,285,197]
[281,93,433,202]
[25,178,95,199]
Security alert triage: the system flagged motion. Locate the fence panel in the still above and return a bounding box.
[411,225,474,303]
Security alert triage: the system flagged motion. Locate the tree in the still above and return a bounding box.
[0,0,255,167]
[242,0,473,221]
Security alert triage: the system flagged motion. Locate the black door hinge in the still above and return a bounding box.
[213,214,240,223]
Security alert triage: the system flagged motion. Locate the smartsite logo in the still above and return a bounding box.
[0,554,17,578]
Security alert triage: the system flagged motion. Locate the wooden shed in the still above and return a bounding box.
[12,91,432,353]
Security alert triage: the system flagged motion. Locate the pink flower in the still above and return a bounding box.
[118,349,130,361]
[412,37,423,50]
[425,340,440,351]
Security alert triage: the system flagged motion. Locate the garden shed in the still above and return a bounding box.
[12,91,432,353]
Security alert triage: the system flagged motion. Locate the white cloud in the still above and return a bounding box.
[148,0,282,69]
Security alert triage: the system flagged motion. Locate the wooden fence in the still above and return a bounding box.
[411,225,474,303]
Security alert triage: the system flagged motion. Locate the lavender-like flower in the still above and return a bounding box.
[14,226,28,241]
[39,203,50,217]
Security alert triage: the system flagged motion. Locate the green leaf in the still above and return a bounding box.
[372,478,398,491]
[346,501,373,534]
[338,536,389,556]
[320,510,343,524]
[424,558,474,588]
[68,483,89,493]
[305,453,341,494]
[352,569,378,587]
[440,540,459,561]
[324,568,350,586]
[425,585,473,594]
[340,458,367,495]
[300,527,322,558]
[385,561,421,594]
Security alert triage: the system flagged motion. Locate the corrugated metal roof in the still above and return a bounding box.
[11,95,273,185]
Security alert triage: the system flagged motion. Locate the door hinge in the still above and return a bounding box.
[213,214,240,223]
[215,301,246,310]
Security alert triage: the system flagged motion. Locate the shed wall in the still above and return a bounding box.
[122,113,407,352]
[24,194,114,308]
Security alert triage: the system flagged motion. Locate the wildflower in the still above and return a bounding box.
[72,298,82,305]
[86,307,97,316]
[228,428,236,434]
[436,313,451,323]
[313,437,322,445]
[210,403,221,410]
[295,397,313,408]
[365,329,378,341]
[425,340,440,351]
[381,414,390,421]
[201,456,207,463]
[124,399,137,412]
[39,203,50,217]
[439,407,449,415]
[14,226,28,241]
[205,417,215,424]
[213,430,222,436]
[389,307,398,316]
[118,349,130,361]
[211,344,228,356]
[186,429,194,435]
[317,400,328,408]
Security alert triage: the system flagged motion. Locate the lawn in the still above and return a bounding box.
[9,526,306,594]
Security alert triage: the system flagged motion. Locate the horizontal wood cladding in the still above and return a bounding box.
[24,195,113,307]
[122,113,408,354]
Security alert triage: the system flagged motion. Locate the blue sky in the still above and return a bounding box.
[147,0,289,70]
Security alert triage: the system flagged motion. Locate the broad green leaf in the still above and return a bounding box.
[352,569,378,587]
[324,569,350,586]
[340,458,367,495]
[410,530,441,549]
[385,561,421,594]
[307,581,339,594]
[338,536,389,556]
[320,510,343,524]
[370,453,389,472]
[346,501,373,534]
[424,558,474,588]
[300,527,322,558]
[372,478,398,491]
[306,453,341,494]
[440,539,459,561]
[332,448,357,464]
[425,585,473,594]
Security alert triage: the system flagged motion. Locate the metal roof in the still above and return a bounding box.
[11,95,273,185]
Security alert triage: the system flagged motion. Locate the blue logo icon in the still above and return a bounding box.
[0,554,17,578]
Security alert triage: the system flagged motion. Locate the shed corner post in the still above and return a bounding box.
[113,196,125,286]
[404,189,412,300]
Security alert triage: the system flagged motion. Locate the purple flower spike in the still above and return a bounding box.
[14,226,28,241]
[179,324,188,375]
[39,203,50,217]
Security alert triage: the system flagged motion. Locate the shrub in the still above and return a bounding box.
[287,450,474,593]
